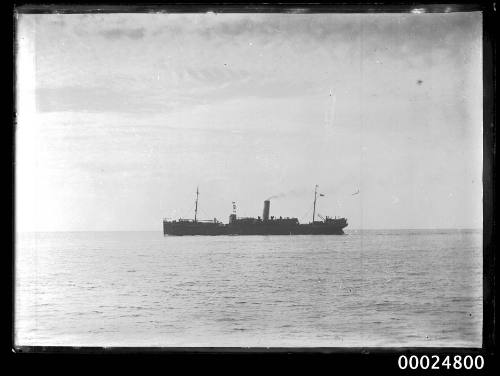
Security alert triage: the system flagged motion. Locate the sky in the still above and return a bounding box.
[16,12,483,231]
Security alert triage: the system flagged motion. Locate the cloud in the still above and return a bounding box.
[34,75,313,114]
[49,17,66,28]
[150,14,358,43]
[147,12,479,51]
[99,27,145,39]
[35,86,178,113]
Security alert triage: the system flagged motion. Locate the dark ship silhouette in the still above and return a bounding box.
[163,186,348,236]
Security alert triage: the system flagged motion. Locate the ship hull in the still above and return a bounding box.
[163,221,227,236]
[225,223,345,235]
[163,221,347,236]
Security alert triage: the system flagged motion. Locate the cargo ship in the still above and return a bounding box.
[163,185,348,236]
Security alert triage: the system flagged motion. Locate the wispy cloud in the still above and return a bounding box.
[36,86,178,113]
[99,27,145,39]
[147,13,479,52]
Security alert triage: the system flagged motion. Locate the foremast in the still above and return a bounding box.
[194,187,199,222]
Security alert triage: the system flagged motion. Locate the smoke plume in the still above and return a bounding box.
[266,188,308,201]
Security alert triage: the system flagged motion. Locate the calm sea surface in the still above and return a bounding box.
[15,230,482,347]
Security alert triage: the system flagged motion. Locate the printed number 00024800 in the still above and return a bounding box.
[398,355,484,370]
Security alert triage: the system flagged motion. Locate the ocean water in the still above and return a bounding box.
[15,229,482,347]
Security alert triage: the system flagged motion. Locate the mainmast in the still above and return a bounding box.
[312,184,318,223]
[194,187,199,222]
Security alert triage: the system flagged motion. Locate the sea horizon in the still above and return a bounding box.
[15,228,483,234]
